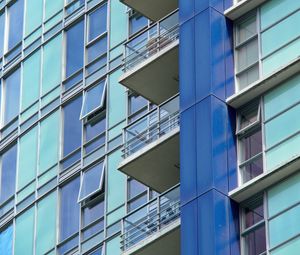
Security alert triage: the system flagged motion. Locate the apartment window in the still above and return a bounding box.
[59,177,80,242]
[237,101,263,183]
[241,196,266,255]
[235,14,259,91]
[7,0,24,51]
[127,178,148,212]
[3,68,21,125]
[78,161,105,202]
[0,224,13,254]
[88,3,107,42]
[81,79,107,119]
[129,10,148,36]
[66,20,84,78]
[0,12,5,58]
[128,92,149,123]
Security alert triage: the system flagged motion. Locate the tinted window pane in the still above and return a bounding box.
[45,0,63,20]
[128,179,147,199]
[8,0,24,50]
[4,68,21,125]
[129,94,148,115]
[63,96,82,156]
[87,36,107,63]
[0,13,5,57]
[60,177,80,241]
[66,20,84,77]
[0,224,13,255]
[0,144,17,203]
[24,0,43,36]
[86,115,106,142]
[88,4,107,41]
[129,14,148,36]
[83,199,104,227]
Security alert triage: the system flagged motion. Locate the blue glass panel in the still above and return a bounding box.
[88,4,107,41]
[0,144,17,204]
[86,116,106,142]
[0,13,5,57]
[63,96,82,156]
[4,68,20,125]
[60,177,80,241]
[83,199,104,227]
[87,36,107,63]
[129,14,148,36]
[66,20,84,77]
[8,0,24,50]
[0,224,13,255]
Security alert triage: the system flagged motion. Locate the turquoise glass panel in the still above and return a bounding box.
[0,225,13,255]
[265,103,300,148]
[106,235,121,255]
[271,236,300,255]
[264,74,300,121]
[260,0,300,30]
[262,37,300,76]
[107,150,126,212]
[18,126,38,189]
[36,192,57,255]
[268,172,300,217]
[110,0,127,49]
[24,0,43,36]
[14,207,35,255]
[266,132,300,171]
[107,205,125,226]
[261,11,300,57]
[39,111,59,174]
[45,0,64,21]
[269,204,300,248]
[108,69,126,128]
[22,49,41,110]
[42,34,62,95]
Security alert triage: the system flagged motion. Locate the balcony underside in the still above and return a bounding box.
[119,128,180,193]
[119,42,179,105]
[123,219,180,255]
[120,0,178,21]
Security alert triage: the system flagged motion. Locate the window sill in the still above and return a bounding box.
[229,154,300,202]
[227,56,300,109]
[224,0,268,20]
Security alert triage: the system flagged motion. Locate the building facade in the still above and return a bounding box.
[0,0,299,254]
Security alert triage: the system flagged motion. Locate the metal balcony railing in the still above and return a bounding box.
[121,184,180,251]
[123,10,179,72]
[122,94,179,158]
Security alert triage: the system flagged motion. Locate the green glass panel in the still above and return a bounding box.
[271,236,300,255]
[36,192,57,255]
[268,172,300,217]
[18,126,38,190]
[108,121,125,140]
[45,0,64,21]
[264,74,300,121]
[106,235,121,255]
[265,103,300,148]
[108,69,126,128]
[266,133,300,171]
[42,34,62,95]
[25,0,43,36]
[38,165,57,187]
[262,37,300,76]
[107,150,126,212]
[107,205,125,226]
[17,182,35,203]
[260,0,300,30]
[269,204,300,248]
[14,207,35,255]
[22,49,41,110]
[39,111,59,174]
[261,11,300,57]
[110,0,127,49]
[110,44,123,61]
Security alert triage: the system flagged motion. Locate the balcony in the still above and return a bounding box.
[121,185,180,255]
[119,95,180,193]
[119,11,179,105]
[120,0,178,21]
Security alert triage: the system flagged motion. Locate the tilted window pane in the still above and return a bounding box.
[0,224,13,255]
[4,68,21,125]
[63,96,82,156]
[21,49,41,110]
[39,110,59,174]
[45,0,63,21]
[24,0,43,36]
[60,177,80,241]
[88,4,107,42]
[78,161,105,201]
[87,36,107,63]
[8,0,24,51]
[0,144,17,204]
[81,80,106,118]
[36,192,57,255]
[18,126,38,190]
[14,207,35,255]
[66,20,84,77]
[0,13,5,57]
[42,34,62,95]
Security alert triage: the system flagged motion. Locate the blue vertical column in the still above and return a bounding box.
[179,1,240,254]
